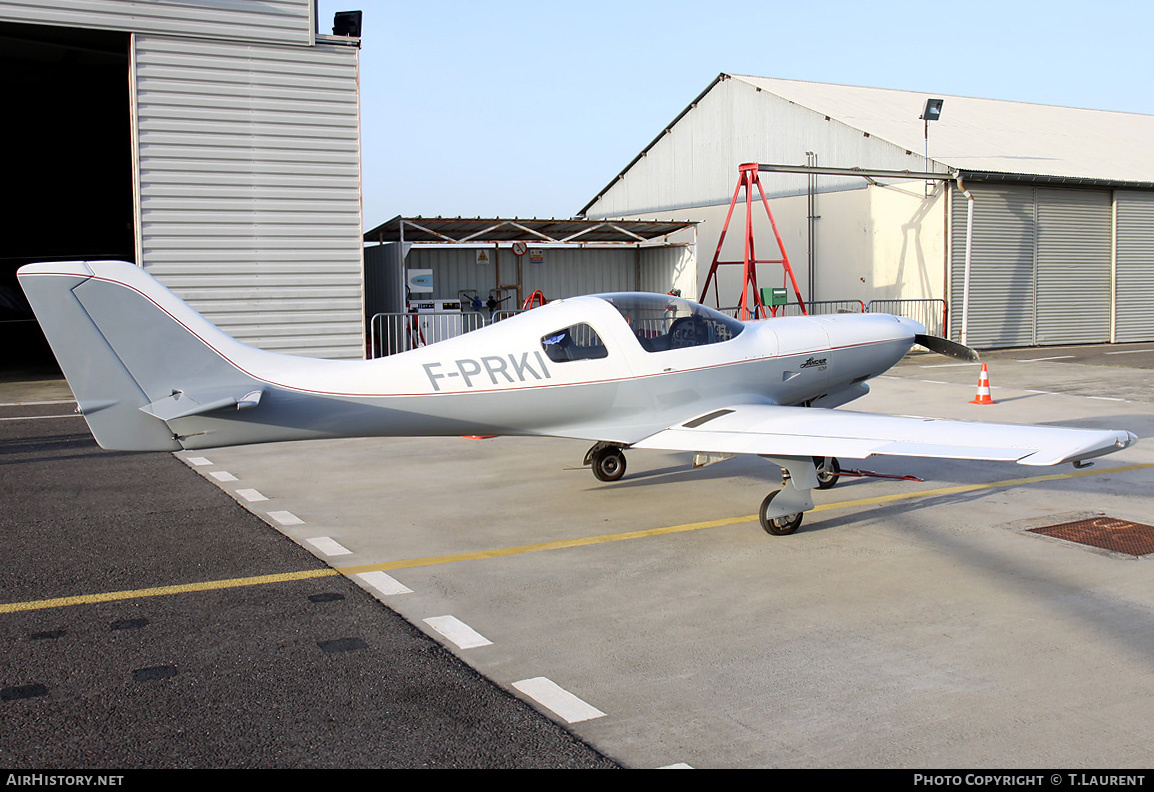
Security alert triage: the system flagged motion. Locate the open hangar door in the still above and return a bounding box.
[0,21,133,374]
[949,183,1114,349]
[362,217,697,355]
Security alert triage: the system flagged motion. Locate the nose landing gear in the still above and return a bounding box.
[759,490,804,535]
[757,455,819,536]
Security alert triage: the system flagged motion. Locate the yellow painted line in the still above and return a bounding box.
[337,461,1154,576]
[810,460,1154,511]
[4,462,1150,615]
[334,514,757,575]
[0,568,338,615]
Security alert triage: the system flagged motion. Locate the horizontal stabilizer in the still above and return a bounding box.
[140,389,264,422]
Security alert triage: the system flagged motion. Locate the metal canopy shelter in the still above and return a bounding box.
[363,216,697,245]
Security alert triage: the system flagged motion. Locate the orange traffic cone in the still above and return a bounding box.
[970,363,995,405]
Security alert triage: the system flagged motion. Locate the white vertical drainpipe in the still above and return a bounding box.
[956,176,975,346]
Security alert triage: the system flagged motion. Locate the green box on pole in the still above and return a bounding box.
[760,287,787,307]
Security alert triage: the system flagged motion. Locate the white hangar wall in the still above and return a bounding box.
[583,74,950,315]
[1,0,364,359]
[603,183,947,314]
[131,33,363,358]
[584,73,1154,348]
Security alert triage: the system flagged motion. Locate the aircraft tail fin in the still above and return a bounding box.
[17,261,265,451]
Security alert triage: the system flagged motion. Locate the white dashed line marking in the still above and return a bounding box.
[1104,349,1151,355]
[306,536,351,556]
[0,415,84,421]
[423,616,493,649]
[512,677,606,724]
[355,571,413,596]
[268,510,304,525]
[186,457,213,466]
[0,400,76,407]
[235,488,268,502]
[209,471,237,482]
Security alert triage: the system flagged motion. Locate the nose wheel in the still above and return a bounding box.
[759,491,803,535]
[757,455,818,536]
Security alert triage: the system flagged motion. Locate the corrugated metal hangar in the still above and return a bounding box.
[1,0,364,369]
[582,73,1154,349]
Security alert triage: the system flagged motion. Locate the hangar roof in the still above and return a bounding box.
[731,74,1154,187]
[364,216,696,245]
[581,73,1154,216]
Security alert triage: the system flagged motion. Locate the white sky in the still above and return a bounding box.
[318,0,1154,225]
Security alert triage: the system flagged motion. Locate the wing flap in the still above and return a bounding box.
[632,405,1136,466]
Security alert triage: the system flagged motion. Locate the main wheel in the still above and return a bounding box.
[813,456,841,490]
[759,491,803,536]
[591,446,627,482]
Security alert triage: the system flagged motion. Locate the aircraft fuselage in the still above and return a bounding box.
[168,295,920,450]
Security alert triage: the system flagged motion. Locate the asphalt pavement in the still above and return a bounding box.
[0,393,620,769]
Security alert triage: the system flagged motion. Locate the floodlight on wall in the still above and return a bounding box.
[919,98,943,194]
[333,10,362,37]
[920,98,944,123]
[920,98,943,164]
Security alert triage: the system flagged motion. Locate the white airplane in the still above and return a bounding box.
[18,260,1137,535]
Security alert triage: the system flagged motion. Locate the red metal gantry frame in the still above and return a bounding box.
[698,163,808,320]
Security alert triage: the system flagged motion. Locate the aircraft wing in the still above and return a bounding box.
[631,404,1137,466]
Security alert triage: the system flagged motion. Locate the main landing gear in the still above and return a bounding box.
[814,456,841,490]
[583,444,831,538]
[585,441,627,482]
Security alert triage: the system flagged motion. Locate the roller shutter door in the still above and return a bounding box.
[950,185,1035,348]
[1035,188,1112,345]
[950,185,1113,348]
[1115,191,1154,343]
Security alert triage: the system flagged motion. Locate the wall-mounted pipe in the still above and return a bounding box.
[956,176,975,346]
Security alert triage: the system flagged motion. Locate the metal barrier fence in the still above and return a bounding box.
[719,300,866,319]
[369,311,487,357]
[866,299,947,338]
[774,300,865,317]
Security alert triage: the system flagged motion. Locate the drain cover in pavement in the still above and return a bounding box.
[1029,517,1154,557]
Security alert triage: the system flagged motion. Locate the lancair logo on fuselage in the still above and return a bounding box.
[800,356,827,369]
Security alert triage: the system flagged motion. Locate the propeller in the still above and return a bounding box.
[915,334,980,362]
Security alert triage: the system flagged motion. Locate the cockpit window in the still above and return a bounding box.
[541,323,609,362]
[598,293,745,352]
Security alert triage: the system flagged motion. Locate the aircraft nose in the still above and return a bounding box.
[896,316,927,336]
